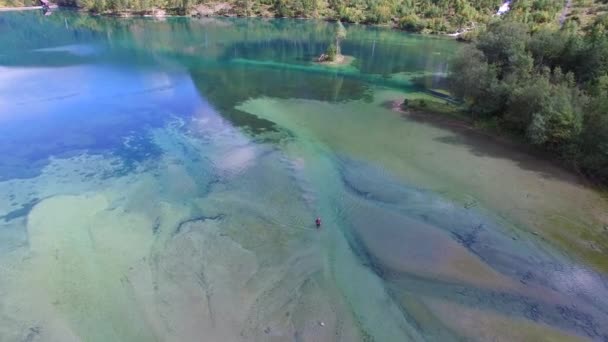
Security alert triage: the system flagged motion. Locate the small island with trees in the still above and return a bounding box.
[316,20,354,66]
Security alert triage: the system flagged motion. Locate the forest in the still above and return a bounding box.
[0,0,586,34]
[449,11,608,183]
[1,0,506,34]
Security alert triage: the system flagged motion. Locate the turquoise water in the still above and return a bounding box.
[1,10,608,341]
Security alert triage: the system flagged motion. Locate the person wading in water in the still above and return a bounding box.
[315,217,322,229]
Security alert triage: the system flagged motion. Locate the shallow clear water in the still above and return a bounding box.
[1,10,608,342]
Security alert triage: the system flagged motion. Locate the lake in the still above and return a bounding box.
[1,10,608,342]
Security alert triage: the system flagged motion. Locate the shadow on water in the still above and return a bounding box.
[402,110,593,186]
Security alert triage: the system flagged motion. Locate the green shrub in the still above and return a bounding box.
[326,43,337,61]
[399,14,425,32]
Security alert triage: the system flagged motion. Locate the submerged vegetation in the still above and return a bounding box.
[449,15,608,183]
[2,0,606,184]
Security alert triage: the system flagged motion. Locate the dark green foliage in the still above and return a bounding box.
[449,18,608,183]
[399,14,425,32]
[477,21,532,76]
[580,92,608,181]
[449,48,505,116]
[528,28,571,67]
[326,42,337,60]
[505,0,564,29]
[514,68,585,147]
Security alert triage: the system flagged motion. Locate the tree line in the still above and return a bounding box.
[3,0,575,34]
[449,15,608,183]
[47,0,507,33]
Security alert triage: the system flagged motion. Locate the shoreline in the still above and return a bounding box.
[389,98,608,191]
[0,4,468,38]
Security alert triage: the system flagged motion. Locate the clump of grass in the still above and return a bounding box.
[407,97,466,117]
